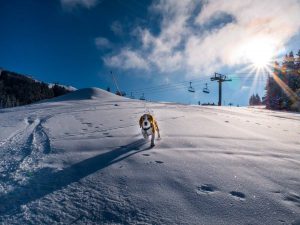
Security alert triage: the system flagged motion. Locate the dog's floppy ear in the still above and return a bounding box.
[139,116,143,128]
[148,114,154,123]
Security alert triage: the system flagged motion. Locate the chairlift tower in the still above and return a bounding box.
[110,71,121,94]
[210,72,232,106]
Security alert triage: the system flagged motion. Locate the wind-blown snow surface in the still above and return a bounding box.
[0,88,299,225]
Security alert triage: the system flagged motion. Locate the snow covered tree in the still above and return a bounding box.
[265,50,300,111]
[0,69,72,108]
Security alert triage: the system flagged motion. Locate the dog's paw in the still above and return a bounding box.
[143,135,149,140]
[150,143,155,147]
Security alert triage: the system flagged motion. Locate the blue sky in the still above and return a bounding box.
[1,0,300,105]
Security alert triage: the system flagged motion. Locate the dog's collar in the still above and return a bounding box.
[143,127,151,131]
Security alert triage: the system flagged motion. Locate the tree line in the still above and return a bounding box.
[0,69,72,108]
[249,94,262,106]
[264,50,300,111]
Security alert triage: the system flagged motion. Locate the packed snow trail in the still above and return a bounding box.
[0,88,299,224]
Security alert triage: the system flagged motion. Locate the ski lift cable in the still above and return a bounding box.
[132,84,192,95]
[129,80,214,95]
[136,81,203,93]
[127,78,209,93]
[130,72,269,92]
[125,72,269,95]
[128,76,211,92]
[129,76,264,95]
[128,81,193,93]
[133,84,189,95]
[128,83,191,94]
[131,77,266,95]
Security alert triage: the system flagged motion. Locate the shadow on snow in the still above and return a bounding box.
[0,139,148,216]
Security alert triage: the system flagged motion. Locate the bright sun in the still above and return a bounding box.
[242,37,275,70]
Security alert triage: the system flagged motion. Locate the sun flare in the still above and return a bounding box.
[242,37,276,70]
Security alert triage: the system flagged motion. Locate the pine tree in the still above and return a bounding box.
[249,94,254,105]
[287,51,295,70]
[296,50,300,72]
[265,51,300,111]
[255,94,261,105]
[249,94,261,106]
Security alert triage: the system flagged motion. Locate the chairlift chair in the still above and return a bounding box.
[203,83,210,94]
[188,82,195,93]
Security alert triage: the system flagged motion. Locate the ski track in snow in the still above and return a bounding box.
[0,88,300,225]
[0,115,52,194]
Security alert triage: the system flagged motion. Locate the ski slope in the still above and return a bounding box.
[0,88,299,225]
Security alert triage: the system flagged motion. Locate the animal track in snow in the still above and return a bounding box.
[230,191,246,200]
[196,184,217,194]
[102,132,113,138]
[283,193,300,207]
[82,122,93,127]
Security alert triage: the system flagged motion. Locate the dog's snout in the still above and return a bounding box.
[144,121,148,126]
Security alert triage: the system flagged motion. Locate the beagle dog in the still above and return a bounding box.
[139,113,160,147]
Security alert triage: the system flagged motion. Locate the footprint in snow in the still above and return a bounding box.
[283,193,300,207]
[196,184,217,194]
[225,121,229,123]
[230,191,246,200]
[142,154,150,156]
[155,160,164,164]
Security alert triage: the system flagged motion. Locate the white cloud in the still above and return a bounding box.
[95,37,112,49]
[61,0,98,9]
[103,49,149,71]
[241,85,250,90]
[190,0,300,72]
[110,21,123,36]
[102,0,300,77]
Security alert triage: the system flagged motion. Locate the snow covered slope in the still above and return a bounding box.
[0,88,299,225]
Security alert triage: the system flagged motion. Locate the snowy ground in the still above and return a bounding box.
[0,88,299,225]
